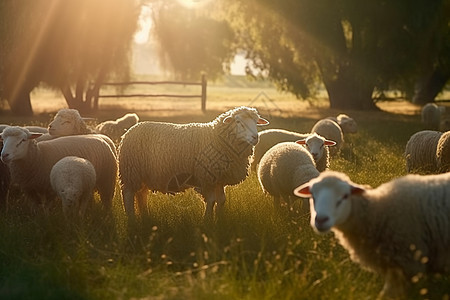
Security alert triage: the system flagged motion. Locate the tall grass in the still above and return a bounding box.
[0,110,448,299]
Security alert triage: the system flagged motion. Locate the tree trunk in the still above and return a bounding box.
[323,68,378,110]
[8,89,33,116]
[412,69,450,105]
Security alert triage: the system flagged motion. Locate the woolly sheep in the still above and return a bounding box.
[404,130,442,174]
[0,124,48,134]
[295,171,450,299]
[95,113,139,143]
[257,141,320,210]
[326,114,358,134]
[118,106,269,220]
[311,118,344,156]
[251,129,335,172]
[0,126,117,209]
[50,156,96,217]
[421,103,445,130]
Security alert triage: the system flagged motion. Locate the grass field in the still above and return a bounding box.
[0,78,449,299]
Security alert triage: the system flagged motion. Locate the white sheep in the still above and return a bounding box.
[118,106,269,221]
[251,129,335,172]
[327,114,358,134]
[257,141,320,210]
[50,156,96,217]
[95,113,139,143]
[0,126,117,209]
[311,118,344,156]
[294,171,450,299]
[404,130,442,174]
[37,108,95,141]
[0,124,48,134]
[421,103,445,130]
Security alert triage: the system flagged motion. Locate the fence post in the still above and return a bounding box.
[201,74,207,112]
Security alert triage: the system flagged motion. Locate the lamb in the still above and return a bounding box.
[118,106,269,221]
[294,171,450,299]
[50,156,96,217]
[251,129,335,172]
[421,103,445,130]
[95,113,139,143]
[311,118,344,156]
[326,114,358,134]
[0,126,117,209]
[257,141,320,210]
[404,130,442,174]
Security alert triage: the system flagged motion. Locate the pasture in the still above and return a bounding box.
[0,78,449,299]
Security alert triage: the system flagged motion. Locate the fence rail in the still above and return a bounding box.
[93,74,207,112]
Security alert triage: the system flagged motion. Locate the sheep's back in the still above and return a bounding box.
[405,130,442,174]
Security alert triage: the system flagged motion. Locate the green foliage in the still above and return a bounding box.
[0,112,449,299]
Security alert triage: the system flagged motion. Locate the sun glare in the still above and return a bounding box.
[134,5,152,44]
[176,0,211,9]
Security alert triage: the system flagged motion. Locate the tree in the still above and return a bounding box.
[0,0,138,115]
[151,1,235,81]
[220,0,446,110]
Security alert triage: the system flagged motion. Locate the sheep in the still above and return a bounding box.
[294,171,450,299]
[95,113,139,143]
[0,124,48,134]
[50,156,96,217]
[37,108,95,142]
[251,129,335,172]
[0,126,117,209]
[311,118,344,156]
[436,130,450,173]
[257,141,320,211]
[421,103,445,130]
[326,114,358,134]
[118,106,269,221]
[404,130,442,174]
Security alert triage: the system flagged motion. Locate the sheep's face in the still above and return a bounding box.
[337,115,358,134]
[223,112,269,146]
[60,188,81,215]
[297,134,335,162]
[294,173,365,233]
[48,113,78,136]
[0,127,41,164]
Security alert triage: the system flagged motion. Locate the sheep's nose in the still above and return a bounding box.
[315,215,329,226]
[1,152,9,163]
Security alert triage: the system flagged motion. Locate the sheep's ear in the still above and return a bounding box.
[81,117,95,121]
[29,132,43,139]
[295,139,307,145]
[324,139,336,146]
[293,183,311,198]
[351,185,366,195]
[223,116,233,124]
[257,117,269,126]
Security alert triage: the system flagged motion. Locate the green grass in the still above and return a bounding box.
[1,110,449,300]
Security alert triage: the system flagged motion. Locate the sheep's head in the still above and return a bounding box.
[337,114,357,134]
[296,133,335,162]
[221,107,269,146]
[294,171,365,233]
[48,108,91,136]
[0,126,42,164]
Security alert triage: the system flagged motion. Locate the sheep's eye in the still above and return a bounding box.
[336,194,348,207]
[16,139,25,147]
[320,145,324,149]
[62,121,70,125]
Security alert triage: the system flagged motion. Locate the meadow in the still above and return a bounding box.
[0,78,449,299]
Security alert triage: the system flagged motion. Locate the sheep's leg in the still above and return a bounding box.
[201,186,216,222]
[122,187,137,217]
[378,268,407,300]
[214,185,226,219]
[136,188,149,216]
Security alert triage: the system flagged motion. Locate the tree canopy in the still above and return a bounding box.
[0,0,138,115]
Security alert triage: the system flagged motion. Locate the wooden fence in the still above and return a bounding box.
[93,74,207,112]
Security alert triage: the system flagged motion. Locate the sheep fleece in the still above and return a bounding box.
[119,121,254,194]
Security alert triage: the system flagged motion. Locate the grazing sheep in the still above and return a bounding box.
[311,118,344,156]
[257,141,320,210]
[118,106,269,220]
[327,114,358,135]
[294,171,450,299]
[95,113,139,143]
[1,126,117,209]
[50,156,96,217]
[421,103,445,130]
[405,130,442,174]
[251,129,335,172]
